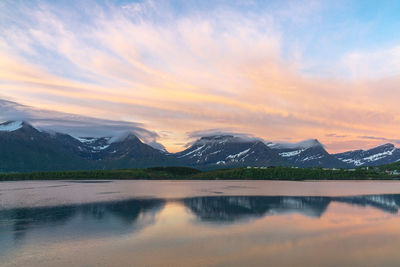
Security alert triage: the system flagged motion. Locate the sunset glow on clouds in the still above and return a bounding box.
[1,0,400,152]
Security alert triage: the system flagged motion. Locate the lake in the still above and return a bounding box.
[2,180,400,266]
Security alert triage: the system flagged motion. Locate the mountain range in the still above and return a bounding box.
[1,120,400,172]
[0,121,178,172]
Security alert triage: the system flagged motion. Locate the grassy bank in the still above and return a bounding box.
[0,166,398,181]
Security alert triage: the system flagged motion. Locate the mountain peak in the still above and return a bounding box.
[268,139,323,149]
[110,132,140,144]
[193,135,262,146]
[297,139,323,148]
[375,143,395,149]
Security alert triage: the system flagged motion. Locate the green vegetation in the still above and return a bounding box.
[1,165,400,181]
[191,167,394,180]
[0,167,201,181]
[379,161,400,171]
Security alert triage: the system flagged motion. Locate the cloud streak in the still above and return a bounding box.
[357,136,400,145]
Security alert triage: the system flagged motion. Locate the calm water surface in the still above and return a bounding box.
[2,180,400,266]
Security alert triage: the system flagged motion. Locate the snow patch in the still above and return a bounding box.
[301,155,324,161]
[341,158,363,167]
[337,147,397,166]
[279,149,306,157]
[226,148,251,160]
[0,121,23,132]
[362,149,396,162]
[178,145,206,158]
[76,137,98,144]
[75,137,112,152]
[208,150,222,155]
[93,144,110,151]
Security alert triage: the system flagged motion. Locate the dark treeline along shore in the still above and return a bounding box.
[1,163,400,181]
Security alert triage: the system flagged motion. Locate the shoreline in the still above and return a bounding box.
[3,179,400,210]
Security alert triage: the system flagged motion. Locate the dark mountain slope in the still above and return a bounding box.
[334,143,400,167]
[268,139,349,168]
[0,121,94,172]
[175,135,285,170]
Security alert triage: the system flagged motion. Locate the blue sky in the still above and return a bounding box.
[3,0,400,78]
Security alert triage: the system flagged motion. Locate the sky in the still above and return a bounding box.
[1,0,400,153]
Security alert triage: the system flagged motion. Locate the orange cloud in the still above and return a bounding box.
[1,2,400,153]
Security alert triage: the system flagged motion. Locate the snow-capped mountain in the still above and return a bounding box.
[95,133,179,168]
[175,135,285,169]
[4,120,400,172]
[334,143,400,167]
[267,139,349,168]
[0,121,178,172]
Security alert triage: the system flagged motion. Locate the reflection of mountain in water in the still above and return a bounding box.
[335,195,400,214]
[2,194,400,246]
[183,196,330,223]
[0,198,165,241]
[183,194,400,223]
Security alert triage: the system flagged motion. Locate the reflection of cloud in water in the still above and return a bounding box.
[183,194,400,224]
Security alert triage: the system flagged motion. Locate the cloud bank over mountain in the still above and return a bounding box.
[0,99,162,147]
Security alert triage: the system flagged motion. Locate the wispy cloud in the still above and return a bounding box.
[339,46,400,79]
[326,133,348,138]
[1,1,400,152]
[357,136,400,145]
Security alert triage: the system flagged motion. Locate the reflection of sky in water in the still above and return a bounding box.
[1,194,400,266]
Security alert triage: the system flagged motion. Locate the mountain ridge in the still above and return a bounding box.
[1,120,400,172]
[176,135,285,169]
[333,143,400,167]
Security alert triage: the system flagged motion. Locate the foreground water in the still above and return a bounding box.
[2,181,400,266]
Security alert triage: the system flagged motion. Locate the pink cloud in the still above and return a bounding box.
[1,1,400,153]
